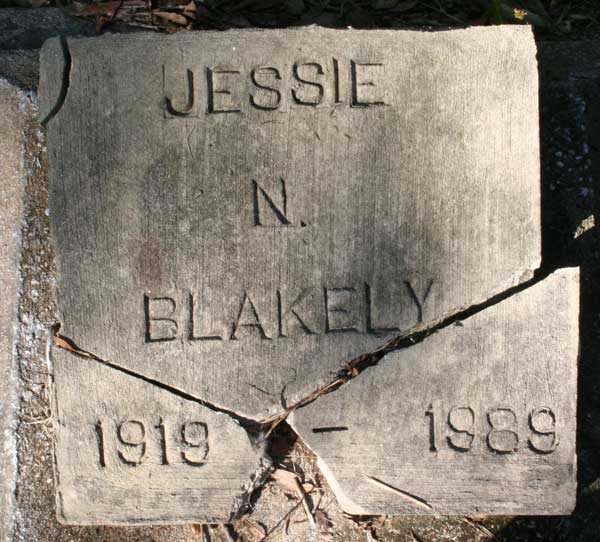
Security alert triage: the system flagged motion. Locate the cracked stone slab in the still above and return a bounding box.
[0,80,26,542]
[290,268,579,516]
[41,26,540,420]
[51,346,267,525]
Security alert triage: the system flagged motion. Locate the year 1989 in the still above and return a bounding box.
[425,403,559,454]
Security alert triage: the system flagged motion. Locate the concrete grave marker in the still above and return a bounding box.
[51,347,268,524]
[41,26,550,522]
[291,268,579,516]
[41,27,541,421]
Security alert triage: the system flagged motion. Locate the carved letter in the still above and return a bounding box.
[292,62,325,106]
[188,292,222,341]
[250,67,282,110]
[528,407,559,454]
[487,407,519,453]
[332,58,341,104]
[252,178,291,226]
[206,67,241,113]
[365,283,400,334]
[277,289,317,337]
[447,406,476,452]
[351,61,385,107]
[230,292,271,340]
[324,286,361,333]
[404,279,434,323]
[164,67,195,116]
[144,295,178,342]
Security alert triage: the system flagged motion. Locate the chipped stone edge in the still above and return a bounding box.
[317,457,370,516]
[230,430,273,522]
[48,342,274,525]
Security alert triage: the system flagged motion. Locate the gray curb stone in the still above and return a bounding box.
[0,80,26,542]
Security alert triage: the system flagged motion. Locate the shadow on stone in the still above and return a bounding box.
[493,39,600,541]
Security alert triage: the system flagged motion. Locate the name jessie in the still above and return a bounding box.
[163,58,387,116]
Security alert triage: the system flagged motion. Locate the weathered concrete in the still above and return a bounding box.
[291,268,579,516]
[51,347,268,525]
[0,80,25,542]
[41,27,541,422]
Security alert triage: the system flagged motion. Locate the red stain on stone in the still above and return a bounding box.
[128,239,161,287]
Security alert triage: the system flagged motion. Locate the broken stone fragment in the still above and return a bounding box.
[290,268,579,516]
[51,347,267,524]
[41,26,540,420]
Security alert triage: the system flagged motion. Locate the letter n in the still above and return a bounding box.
[252,178,291,226]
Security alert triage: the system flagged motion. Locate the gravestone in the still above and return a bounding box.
[40,26,550,522]
[291,268,579,516]
[41,26,540,421]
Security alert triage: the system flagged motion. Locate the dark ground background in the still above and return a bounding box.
[1,0,600,37]
[1,2,600,541]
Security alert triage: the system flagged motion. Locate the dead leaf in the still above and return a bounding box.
[78,0,122,17]
[96,16,109,33]
[513,8,527,20]
[303,482,315,494]
[271,468,300,494]
[183,0,196,18]
[53,334,79,354]
[153,11,189,25]
[463,517,494,538]
[235,518,267,540]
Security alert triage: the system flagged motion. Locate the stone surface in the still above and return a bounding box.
[51,347,267,525]
[41,26,541,421]
[290,268,579,516]
[0,80,25,542]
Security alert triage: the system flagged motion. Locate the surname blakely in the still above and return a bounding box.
[143,279,433,343]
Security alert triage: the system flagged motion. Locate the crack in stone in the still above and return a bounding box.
[52,324,274,520]
[363,476,433,512]
[262,266,549,429]
[230,453,273,522]
[52,266,549,434]
[51,266,557,517]
[39,36,71,126]
[51,324,264,432]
